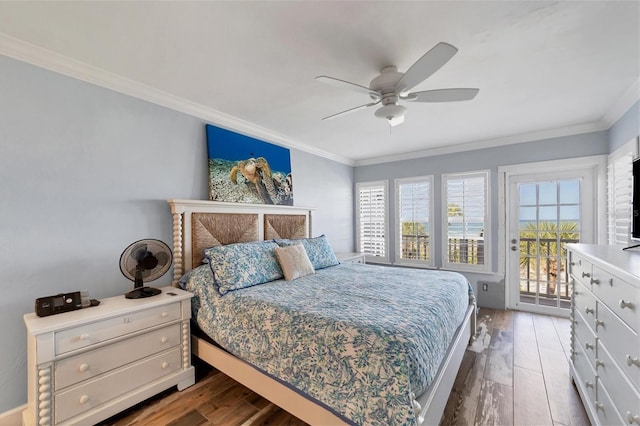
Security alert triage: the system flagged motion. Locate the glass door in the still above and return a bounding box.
[507,171,594,316]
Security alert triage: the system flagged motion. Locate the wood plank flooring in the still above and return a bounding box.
[99,308,589,426]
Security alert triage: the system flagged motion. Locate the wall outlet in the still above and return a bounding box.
[482,283,488,291]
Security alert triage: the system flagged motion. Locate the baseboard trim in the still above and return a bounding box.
[0,404,26,426]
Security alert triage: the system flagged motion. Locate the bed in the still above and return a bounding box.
[168,199,476,425]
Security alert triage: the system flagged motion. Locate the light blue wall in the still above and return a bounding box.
[354,131,610,292]
[0,55,353,413]
[609,100,640,152]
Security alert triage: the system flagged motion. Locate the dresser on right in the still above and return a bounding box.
[568,243,640,425]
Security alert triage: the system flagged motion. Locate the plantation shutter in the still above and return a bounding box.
[396,177,432,264]
[444,171,489,270]
[357,181,388,260]
[608,142,635,245]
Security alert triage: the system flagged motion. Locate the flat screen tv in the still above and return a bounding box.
[625,157,640,250]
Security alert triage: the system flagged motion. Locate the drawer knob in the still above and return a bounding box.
[161,361,169,369]
[585,307,594,315]
[161,336,168,344]
[79,395,89,404]
[626,355,640,367]
[585,380,594,389]
[590,278,600,285]
[595,401,604,411]
[574,290,580,295]
[596,359,605,369]
[79,333,89,341]
[620,299,634,310]
[79,363,89,372]
[585,342,594,351]
[627,412,640,425]
[161,312,168,318]
[582,272,591,278]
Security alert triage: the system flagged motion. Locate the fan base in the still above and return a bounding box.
[125,286,161,299]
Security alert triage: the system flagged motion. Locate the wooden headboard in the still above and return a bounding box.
[168,199,314,286]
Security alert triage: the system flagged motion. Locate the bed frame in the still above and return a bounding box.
[168,199,475,425]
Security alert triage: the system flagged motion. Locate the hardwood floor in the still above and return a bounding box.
[99,308,589,426]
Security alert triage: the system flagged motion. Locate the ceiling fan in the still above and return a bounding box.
[316,42,479,127]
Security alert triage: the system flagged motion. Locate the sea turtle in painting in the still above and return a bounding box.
[229,157,293,205]
[229,157,277,204]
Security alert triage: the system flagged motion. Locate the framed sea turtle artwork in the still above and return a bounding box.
[205,124,293,205]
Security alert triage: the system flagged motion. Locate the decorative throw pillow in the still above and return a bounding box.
[275,244,315,281]
[275,234,339,270]
[204,241,283,295]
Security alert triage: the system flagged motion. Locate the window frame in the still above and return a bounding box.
[356,180,390,264]
[442,170,491,273]
[607,138,638,246]
[394,175,435,268]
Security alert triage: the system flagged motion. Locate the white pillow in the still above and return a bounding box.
[275,244,315,281]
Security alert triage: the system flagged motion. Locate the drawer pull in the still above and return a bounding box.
[585,380,594,389]
[627,412,640,425]
[79,395,89,404]
[595,401,604,411]
[585,307,594,315]
[595,319,604,330]
[161,336,168,344]
[585,342,594,351]
[161,361,169,369]
[79,333,89,341]
[161,312,168,318]
[582,272,591,278]
[596,359,605,369]
[620,299,634,310]
[590,278,600,285]
[626,355,640,367]
[79,363,89,372]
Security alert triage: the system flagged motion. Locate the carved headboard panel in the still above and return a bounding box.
[168,199,314,285]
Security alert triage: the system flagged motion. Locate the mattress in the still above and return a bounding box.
[184,262,473,425]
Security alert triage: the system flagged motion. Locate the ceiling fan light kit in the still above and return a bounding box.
[317,42,479,127]
[374,102,407,127]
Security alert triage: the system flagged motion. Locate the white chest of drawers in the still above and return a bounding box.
[22,287,195,426]
[568,244,640,425]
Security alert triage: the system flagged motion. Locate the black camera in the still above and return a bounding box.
[35,291,90,317]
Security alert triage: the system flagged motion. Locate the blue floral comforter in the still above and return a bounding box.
[185,263,474,425]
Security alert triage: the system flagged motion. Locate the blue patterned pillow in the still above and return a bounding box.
[204,241,283,295]
[274,235,339,270]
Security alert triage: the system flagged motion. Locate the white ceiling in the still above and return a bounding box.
[1,1,639,165]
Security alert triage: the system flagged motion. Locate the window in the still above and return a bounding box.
[356,181,389,262]
[395,176,434,267]
[443,170,490,271]
[608,139,637,245]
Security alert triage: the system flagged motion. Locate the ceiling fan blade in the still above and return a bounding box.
[321,101,380,121]
[395,42,458,93]
[315,76,380,98]
[406,88,479,102]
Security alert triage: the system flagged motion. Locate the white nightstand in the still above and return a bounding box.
[336,252,366,264]
[23,287,195,426]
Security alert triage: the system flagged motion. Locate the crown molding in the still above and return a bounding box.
[2,33,636,169]
[602,77,640,126]
[0,33,354,166]
[354,121,609,166]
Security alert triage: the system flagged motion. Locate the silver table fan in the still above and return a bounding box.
[119,239,172,299]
